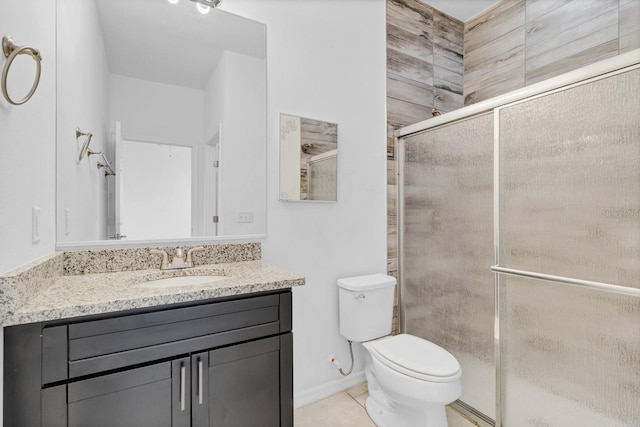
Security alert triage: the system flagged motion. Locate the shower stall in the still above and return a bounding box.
[397,52,640,427]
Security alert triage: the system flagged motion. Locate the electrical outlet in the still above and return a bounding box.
[237,212,254,223]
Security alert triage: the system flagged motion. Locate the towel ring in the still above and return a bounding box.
[1,36,42,106]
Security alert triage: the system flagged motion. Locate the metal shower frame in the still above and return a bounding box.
[395,49,640,427]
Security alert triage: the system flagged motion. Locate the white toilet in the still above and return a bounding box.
[337,274,462,427]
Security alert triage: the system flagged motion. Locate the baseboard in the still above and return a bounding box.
[294,370,367,408]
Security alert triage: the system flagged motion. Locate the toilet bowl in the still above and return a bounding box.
[337,274,462,427]
[362,334,461,427]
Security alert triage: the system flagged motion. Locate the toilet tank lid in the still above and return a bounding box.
[337,274,396,291]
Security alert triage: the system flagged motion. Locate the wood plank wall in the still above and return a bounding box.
[387,0,639,332]
[387,0,464,130]
[386,0,464,283]
[464,0,640,105]
[386,0,464,333]
[621,0,640,54]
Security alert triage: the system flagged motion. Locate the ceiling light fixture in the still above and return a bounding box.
[190,0,222,9]
[196,2,210,14]
[167,0,222,13]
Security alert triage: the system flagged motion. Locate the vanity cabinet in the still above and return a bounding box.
[4,290,293,427]
[62,360,175,427]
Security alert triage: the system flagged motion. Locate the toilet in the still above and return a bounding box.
[337,274,461,427]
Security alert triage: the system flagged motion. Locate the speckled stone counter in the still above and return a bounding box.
[0,243,304,326]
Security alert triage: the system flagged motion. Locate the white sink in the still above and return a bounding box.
[135,275,227,289]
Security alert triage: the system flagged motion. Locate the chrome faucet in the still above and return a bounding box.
[150,247,205,270]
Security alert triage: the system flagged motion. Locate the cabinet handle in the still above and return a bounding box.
[180,364,186,411]
[198,359,204,405]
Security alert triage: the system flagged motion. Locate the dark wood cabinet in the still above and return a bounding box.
[66,361,175,427]
[206,337,282,427]
[4,290,293,427]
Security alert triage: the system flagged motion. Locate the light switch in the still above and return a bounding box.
[65,208,71,236]
[32,206,41,244]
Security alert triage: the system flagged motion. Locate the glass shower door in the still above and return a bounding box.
[400,113,495,419]
[497,67,640,426]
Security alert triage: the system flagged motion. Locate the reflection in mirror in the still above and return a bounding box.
[279,114,338,202]
[120,137,192,241]
[56,0,266,245]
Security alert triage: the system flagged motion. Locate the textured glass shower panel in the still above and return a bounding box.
[500,275,640,426]
[308,156,337,201]
[402,113,494,418]
[499,68,640,288]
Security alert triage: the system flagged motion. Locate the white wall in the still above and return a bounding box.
[109,74,204,236]
[110,75,204,147]
[217,51,267,236]
[0,0,57,421]
[204,52,226,143]
[222,0,388,405]
[0,0,57,273]
[203,51,267,237]
[0,0,387,415]
[56,0,110,242]
[203,55,226,235]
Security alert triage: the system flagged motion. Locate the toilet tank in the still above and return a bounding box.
[337,274,397,342]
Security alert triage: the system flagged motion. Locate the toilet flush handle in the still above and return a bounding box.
[355,294,366,301]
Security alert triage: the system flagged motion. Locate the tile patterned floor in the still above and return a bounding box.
[294,382,479,426]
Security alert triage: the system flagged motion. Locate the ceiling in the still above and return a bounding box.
[420,0,502,22]
[95,0,266,90]
[94,0,499,90]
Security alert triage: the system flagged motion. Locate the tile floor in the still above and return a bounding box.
[294,382,479,426]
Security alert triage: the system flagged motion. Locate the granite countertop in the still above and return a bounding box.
[4,257,304,326]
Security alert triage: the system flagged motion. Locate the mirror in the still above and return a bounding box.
[279,114,338,202]
[56,0,266,245]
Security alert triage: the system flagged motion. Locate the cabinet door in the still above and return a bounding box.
[191,352,210,426]
[62,358,191,427]
[203,336,281,427]
[67,362,172,427]
[172,358,192,427]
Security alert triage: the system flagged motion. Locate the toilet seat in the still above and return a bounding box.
[367,334,461,383]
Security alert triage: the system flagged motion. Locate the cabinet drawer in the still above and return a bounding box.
[42,292,292,383]
[69,306,278,360]
[68,294,281,339]
[68,322,281,378]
